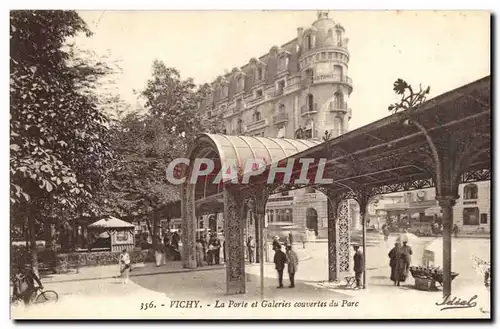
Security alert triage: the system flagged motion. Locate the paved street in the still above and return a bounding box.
[11,236,490,319]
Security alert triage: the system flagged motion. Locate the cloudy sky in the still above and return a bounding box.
[73,10,490,130]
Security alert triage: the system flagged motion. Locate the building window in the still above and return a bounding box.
[306,208,319,234]
[306,35,313,50]
[333,65,343,79]
[307,94,314,112]
[256,89,263,98]
[199,219,204,229]
[237,119,243,134]
[480,213,488,224]
[463,184,478,200]
[279,104,286,113]
[237,76,244,91]
[336,29,342,45]
[267,209,274,223]
[277,80,285,95]
[253,111,261,122]
[463,207,480,225]
[276,209,293,222]
[304,129,313,139]
[223,85,229,98]
[116,231,129,242]
[305,69,314,84]
[281,191,289,196]
[236,98,243,110]
[334,91,344,109]
[256,67,263,81]
[278,56,288,71]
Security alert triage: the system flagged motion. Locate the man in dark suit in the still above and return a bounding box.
[273,245,287,288]
[353,244,364,290]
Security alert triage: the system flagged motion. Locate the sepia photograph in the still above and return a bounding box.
[9,9,491,320]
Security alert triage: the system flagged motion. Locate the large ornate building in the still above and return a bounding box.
[195,11,359,239]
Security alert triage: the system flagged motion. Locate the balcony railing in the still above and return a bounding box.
[301,103,318,115]
[272,112,288,124]
[312,74,353,86]
[246,119,267,132]
[273,88,284,97]
[302,77,314,88]
[329,101,348,111]
[285,77,301,91]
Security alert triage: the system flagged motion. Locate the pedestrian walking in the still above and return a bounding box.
[453,224,459,238]
[401,240,413,268]
[154,236,164,267]
[195,239,205,267]
[286,245,299,288]
[353,244,364,289]
[247,236,255,263]
[272,236,280,251]
[119,249,131,284]
[208,233,221,265]
[382,224,390,241]
[388,242,406,286]
[273,245,287,288]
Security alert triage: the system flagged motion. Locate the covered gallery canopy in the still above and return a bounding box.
[183,135,322,214]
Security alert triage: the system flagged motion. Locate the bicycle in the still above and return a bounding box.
[11,286,59,306]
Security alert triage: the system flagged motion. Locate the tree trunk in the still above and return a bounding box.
[43,217,53,249]
[72,219,77,252]
[28,216,39,277]
[152,213,159,250]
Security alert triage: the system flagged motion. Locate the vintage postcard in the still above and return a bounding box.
[9,10,491,320]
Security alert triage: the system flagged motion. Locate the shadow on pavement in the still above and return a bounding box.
[130,269,353,302]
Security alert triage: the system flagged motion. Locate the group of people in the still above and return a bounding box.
[388,239,413,286]
[272,236,299,288]
[195,232,224,266]
[153,230,182,266]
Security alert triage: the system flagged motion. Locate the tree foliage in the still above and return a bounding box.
[103,60,224,233]
[10,10,116,249]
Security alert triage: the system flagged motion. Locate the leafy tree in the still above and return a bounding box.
[103,60,224,247]
[10,10,115,271]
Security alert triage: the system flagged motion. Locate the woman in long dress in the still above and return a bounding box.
[195,239,205,267]
[388,242,406,286]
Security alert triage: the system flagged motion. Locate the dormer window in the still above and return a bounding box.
[256,67,263,81]
[237,76,245,91]
[278,55,289,72]
[306,35,313,50]
[336,29,342,45]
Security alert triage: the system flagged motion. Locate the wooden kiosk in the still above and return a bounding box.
[88,216,135,252]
